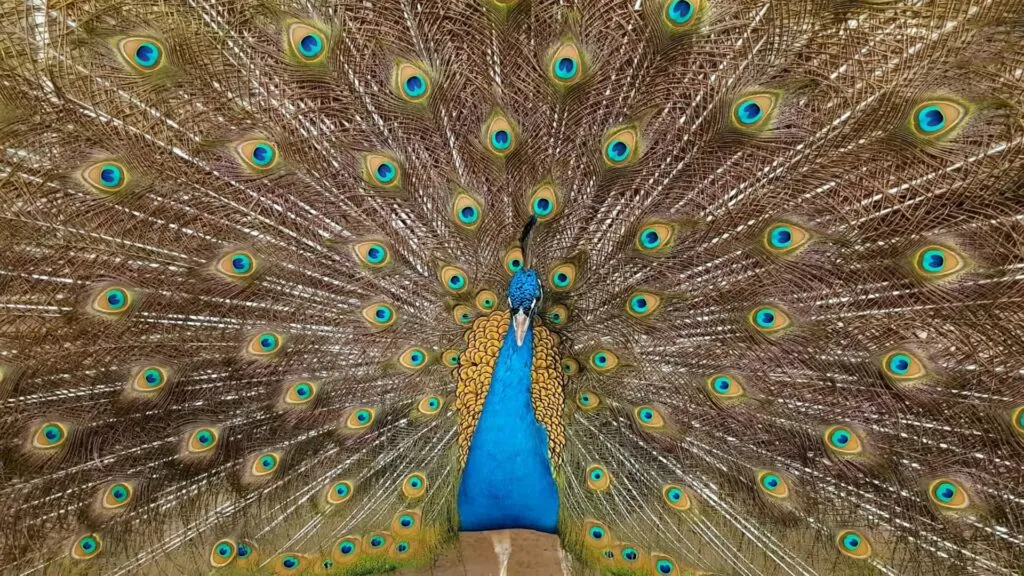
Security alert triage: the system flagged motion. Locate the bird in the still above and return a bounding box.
[1,0,1024,574]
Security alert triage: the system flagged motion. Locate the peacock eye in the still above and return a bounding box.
[71,533,103,560]
[706,373,744,401]
[442,349,461,367]
[335,537,360,558]
[601,125,640,167]
[394,510,420,533]
[418,395,444,415]
[353,241,391,268]
[626,291,662,317]
[32,421,68,449]
[393,61,431,102]
[80,160,129,194]
[247,331,283,357]
[928,478,969,509]
[362,303,396,329]
[284,381,317,405]
[216,250,257,278]
[732,92,779,131]
[588,350,619,373]
[548,41,586,86]
[326,480,353,504]
[662,484,692,511]
[634,405,665,429]
[748,305,791,335]
[823,425,863,455]
[251,452,280,476]
[92,286,134,316]
[484,112,517,156]
[440,265,470,293]
[187,427,219,453]
[662,0,701,30]
[361,153,402,188]
[757,470,790,498]
[763,223,810,256]
[452,192,484,230]
[576,390,600,410]
[881,350,926,383]
[345,407,376,430]
[910,99,968,140]
[545,304,569,325]
[653,557,677,574]
[529,183,561,221]
[636,223,676,255]
[402,472,428,498]
[912,244,966,280]
[101,482,134,509]
[504,247,525,274]
[835,529,872,559]
[549,263,578,291]
[586,464,611,491]
[562,358,580,375]
[210,538,236,567]
[235,139,280,172]
[287,22,327,63]
[399,347,429,370]
[117,37,166,72]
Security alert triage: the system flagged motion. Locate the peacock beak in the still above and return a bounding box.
[513,309,530,347]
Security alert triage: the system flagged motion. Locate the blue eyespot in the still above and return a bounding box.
[335,482,350,497]
[410,351,424,365]
[298,33,323,58]
[589,526,605,540]
[667,487,683,502]
[376,162,396,183]
[410,476,422,488]
[40,424,64,445]
[396,541,410,553]
[448,274,465,289]
[356,409,371,423]
[842,534,861,551]
[282,555,298,569]
[197,430,213,445]
[110,484,129,502]
[105,288,127,310]
[830,429,850,448]
[366,244,386,264]
[593,353,608,367]
[589,468,604,482]
[370,536,385,548]
[623,548,638,561]
[640,228,662,249]
[713,376,731,394]
[231,254,252,273]
[606,140,630,163]
[769,226,792,248]
[133,42,161,69]
[99,164,124,188]
[656,558,675,574]
[237,544,251,558]
[579,393,593,406]
[399,515,414,528]
[761,474,780,490]
[491,129,511,151]
[555,57,577,80]
[375,306,392,322]
[755,308,776,328]
[888,354,911,375]
[553,272,570,288]
[934,481,957,503]
[216,543,232,558]
[509,258,522,271]
[667,0,694,24]
[259,333,278,352]
[629,295,649,314]
[250,144,275,167]
[340,541,355,554]
[404,75,426,97]
[916,105,945,133]
[638,408,655,423]
[920,249,946,273]
[533,197,553,216]
[459,205,479,224]
[737,100,764,125]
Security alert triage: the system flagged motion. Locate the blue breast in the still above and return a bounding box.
[457,321,560,533]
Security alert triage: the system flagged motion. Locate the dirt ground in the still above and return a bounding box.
[400,530,565,576]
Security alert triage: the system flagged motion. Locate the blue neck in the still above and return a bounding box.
[456,318,560,533]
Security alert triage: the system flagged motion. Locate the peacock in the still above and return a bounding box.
[2,0,1024,574]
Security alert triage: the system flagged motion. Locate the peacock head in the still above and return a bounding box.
[508,269,542,347]
[508,217,542,347]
